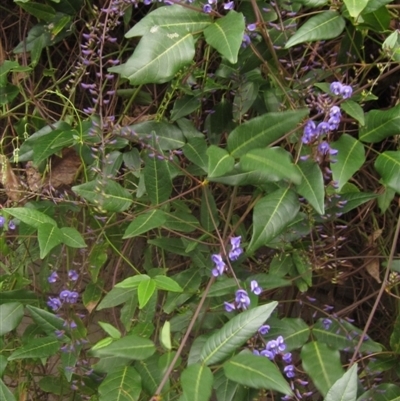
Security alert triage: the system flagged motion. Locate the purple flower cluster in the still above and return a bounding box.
[46,270,80,311]
[224,280,262,312]
[211,236,243,277]
[203,0,234,13]
[330,81,353,99]
[0,216,17,231]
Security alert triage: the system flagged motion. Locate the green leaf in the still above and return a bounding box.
[265,317,310,351]
[97,287,136,310]
[295,161,325,214]
[390,312,400,353]
[72,179,132,213]
[240,147,301,185]
[228,109,309,157]
[171,96,201,122]
[153,275,183,292]
[357,384,400,401]
[109,29,195,85]
[60,227,87,248]
[0,303,24,336]
[213,370,241,401]
[325,364,358,401]
[98,322,121,339]
[125,4,211,37]
[31,129,76,165]
[292,249,312,291]
[123,210,167,238]
[223,353,292,395]
[8,336,60,360]
[138,278,156,309]
[285,11,345,48]
[374,151,400,194]
[204,11,245,64]
[37,223,64,258]
[233,81,259,121]
[343,0,368,18]
[0,290,37,305]
[341,100,365,126]
[330,134,365,191]
[301,341,344,397]
[0,61,19,87]
[127,121,185,150]
[207,145,235,178]
[359,104,400,143]
[3,207,57,228]
[183,137,208,172]
[116,275,151,289]
[200,302,277,365]
[98,366,141,401]
[181,363,213,401]
[16,2,56,22]
[0,84,19,105]
[143,150,172,206]
[26,305,66,338]
[163,211,200,233]
[248,188,300,254]
[160,321,171,350]
[0,379,16,401]
[83,280,104,313]
[91,334,155,360]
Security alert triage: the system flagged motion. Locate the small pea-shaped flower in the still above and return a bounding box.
[340,85,353,99]
[330,81,343,96]
[235,289,250,309]
[68,270,79,281]
[48,272,59,283]
[0,216,5,228]
[211,254,226,277]
[250,280,262,295]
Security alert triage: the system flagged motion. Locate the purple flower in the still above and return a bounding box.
[235,289,250,309]
[47,297,62,311]
[211,254,226,276]
[329,105,341,118]
[302,120,318,144]
[341,85,353,99]
[317,122,330,135]
[276,335,286,352]
[330,81,343,96]
[322,318,332,330]
[68,270,79,281]
[263,337,286,360]
[224,1,234,9]
[203,4,212,12]
[59,290,79,304]
[8,221,16,230]
[284,365,295,378]
[224,302,236,312]
[242,34,251,48]
[318,141,338,156]
[48,272,59,283]
[247,23,257,31]
[229,236,243,261]
[328,116,340,130]
[258,325,270,335]
[0,216,5,228]
[250,280,262,295]
[282,352,292,363]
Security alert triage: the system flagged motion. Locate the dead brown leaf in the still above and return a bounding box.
[46,148,81,188]
[365,250,381,283]
[0,155,23,203]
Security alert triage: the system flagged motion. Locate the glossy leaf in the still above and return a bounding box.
[37,223,64,258]
[248,188,300,254]
[341,100,365,126]
[110,29,195,85]
[227,109,308,157]
[26,305,66,338]
[171,96,201,122]
[143,150,172,206]
[204,11,245,64]
[301,341,344,396]
[223,353,292,395]
[183,137,208,172]
[266,317,310,351]
[8,336,60,360]
[359,104,400,143]
[200,302,277,365]
[91,334,155,360]
[285,11,345,48]
[153,275,183,292]
[213,370,240,401]
[374,151,400,194]
[125,4,211,37]
[98,366,141,401]
[233,81,259,121]
[240,148,301,184]
[163,210,200,233]
[60,227,87,248]
[123,210,167,238]
[326,192,377,215]
[138,278,156,309]
[343,0,368,18]
[295,161,325,214]
[83,280,104,314]
[72,179,132,213]
[0,290,37,305]
[0,303,23,336]
[0,379,16,401]
[357,384,400,401]
[325,364,358,401]
[181,363,213,401]
[3,207,57,228]
[97,287,136,310]
[330,134,365,191]
[207,145,235,178]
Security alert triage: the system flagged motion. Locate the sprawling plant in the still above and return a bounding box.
[0,0,400,400]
